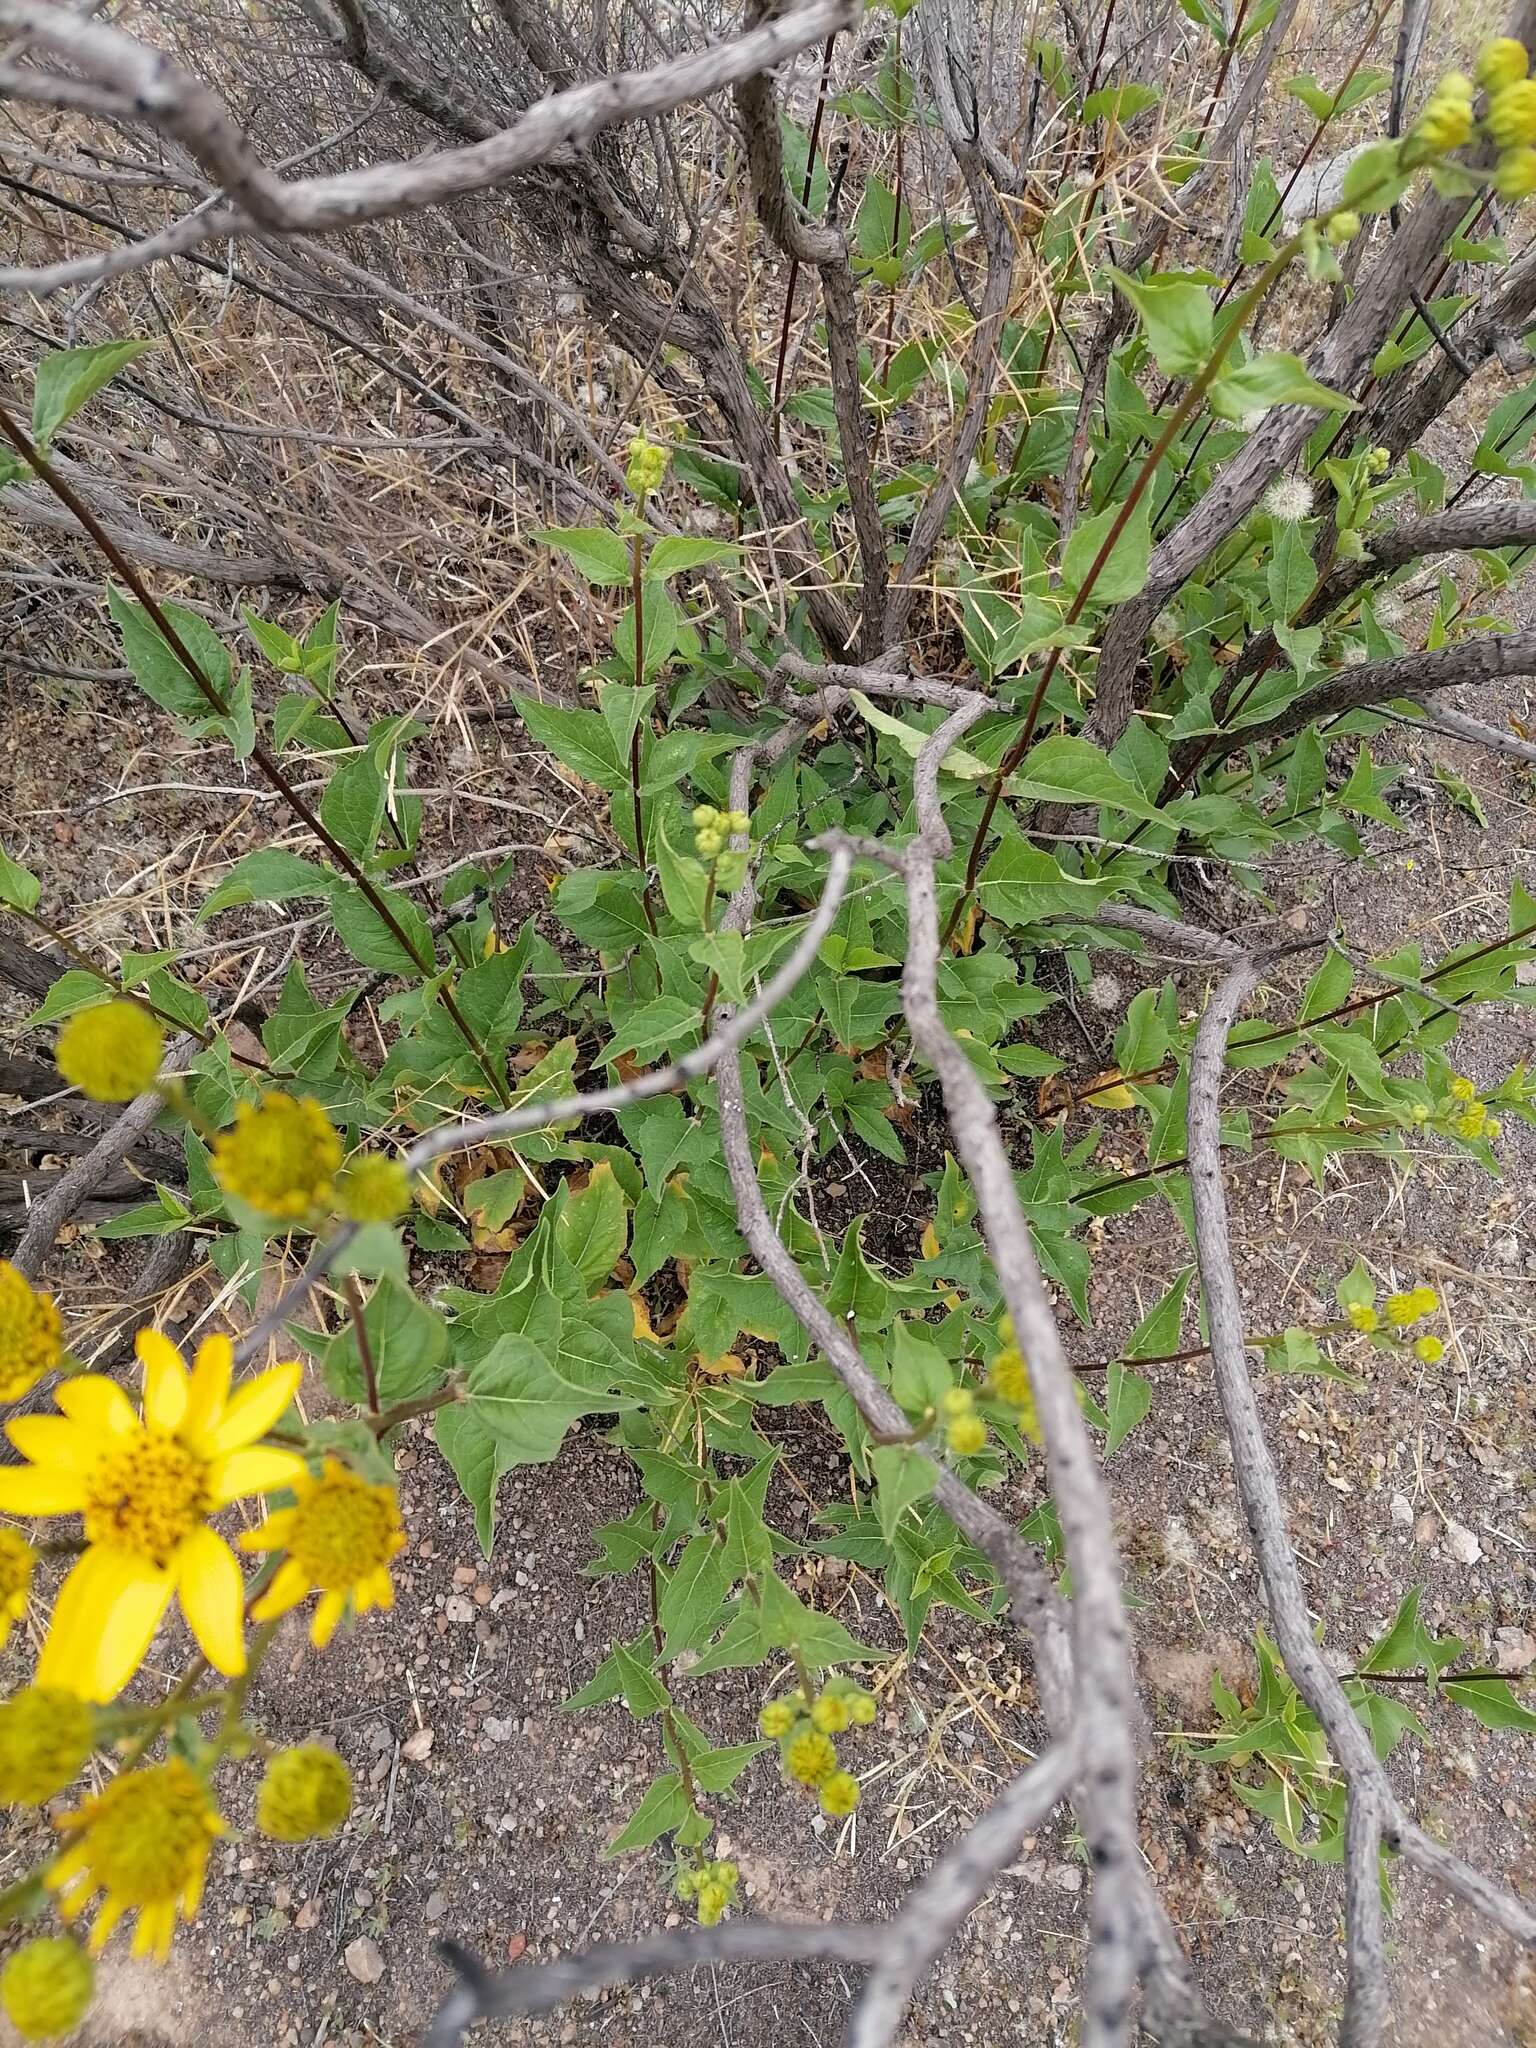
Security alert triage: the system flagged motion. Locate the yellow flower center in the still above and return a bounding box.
[288,1470,401,1587]
[62,1760,215,1908]
[82,1436,210,1569]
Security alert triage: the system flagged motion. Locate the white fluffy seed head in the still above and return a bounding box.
[1085,972,1124,1015]
[1262,474,1315,523]
[1374,591,1407,630]
[1336,644,1368,667]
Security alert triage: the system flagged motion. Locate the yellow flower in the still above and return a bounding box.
[1488,79,1536,146]
[0,1331,303,1701]
[0,1686,94,1804]
[257,1745,352,1841]
[49,1756,221,1960]
[625,435,670,496]
[1479,37,1529,93]
[1448,1075,1477,1102]
[1409,1286,1439,1317]
[54,1001,163,1104]
[785,1730,838,1787]
[1346,1302,1379,1334]
[819,1769,860,1817]
[1495,145,1536,197]
[241,1458,404,1648]
[1454,1108,1488,1140]
[0,1261,64,1404]
[1383,1292,1420,1329]
[213,1093,342,1220]
[847,1690,878,1727]
[811,1693,852,1735]
[337,1153,411,1224]
[0,1527,35,1650]
[758,1699,800,1739]
[1413,1335,1445,1364]
[0,1937,93,2041]
[945,1414,988,1456]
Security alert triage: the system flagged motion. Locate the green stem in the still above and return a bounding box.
[628,510,660,936]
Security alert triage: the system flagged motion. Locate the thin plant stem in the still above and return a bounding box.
[343,1273,381,1415]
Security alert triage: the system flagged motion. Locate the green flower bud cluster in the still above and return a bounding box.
[625,435,670,496]
[759,1673,876,1819]
[1338,1268,1444,1363]
[1412,44,1536,201]
[691,803,749,859]
[675,1856,740,1926]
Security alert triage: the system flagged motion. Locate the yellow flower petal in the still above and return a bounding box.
[0,1463,88,1515]
[237,1507,295,1554]
[174,1527,246,1677]
[5,1414,98,1472]
[311,1589,347,1648]
[250,1555,309,1619]
[38,1547,174,1703]
[184,1335,233,1443]
[206,1446,304,1508]
[204,1362,302,1457]
[86,1897,123,1950]
[54,1376,137,1437]
[136,1330,190,1433]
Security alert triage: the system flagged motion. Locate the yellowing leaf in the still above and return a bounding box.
[695,1351,745,1378]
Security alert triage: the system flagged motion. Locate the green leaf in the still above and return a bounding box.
[1358,1586,1463,1680]
[1060,495,1152,606]
[241,609,303,672]
[1442,1677,1536,1733]
[109,587,228,725]
[645,536,739,580]
[850,691,991,778]
[1209,352,1356,422]
[24,970,106,1028]
[614,583,678,682]
[320,753,388,862]
[512,694,628,790]
[1103,1362,1152,1456]
[199,849,334,920]
[657,1532,730,1658]
[871,1444,937,1540]
[1267,523,1314,620]
[556,1162,628,1292]
[977,837,1109,924]
[32,340,153,446]
[321,1277,446,1405]
[604,996,700,1065]
[1338,136,1412,215]
[0,847,41,915]
[687,1739,769,1793]
[605,1773,688,1857]
[1108,271,1213,378]
[329,884,434,977]
[612,1640,671,1717]
[1083,82,1160,123]
[1123,1268,1192,1360]
[463,1330,636,1465]
[655,813,710,926]
[535,524,633,585]
[1008,734,1162,819]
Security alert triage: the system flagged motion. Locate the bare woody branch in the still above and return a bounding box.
[0,0,857,294]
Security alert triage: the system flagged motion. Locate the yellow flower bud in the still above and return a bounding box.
[1448,1075,1477,1102]
[1410,1286,1439,1318]
[0,1259,64,1404]
[625,436,670,496]
[1494,144,1536,198]
[945,1414,988,1457]
[848,1690,878,1726]
[1346,1302,1379,1334]
[1325,209,1360,244]
[819,1769,860,1816]
[0,1685,94,1804]
[1487,79,1536,146]
[213,1092,342,1220]
[758,1699,800,1739]
[1413,1334,1444,1364]
[1478,37,1529,94]
[338,1154,411,1224]
[257,1745,353,1842]
[54,999,163,1103]
[785,1730,838,1787]
[1416,91,1474,151]
[692,805,718,828]
[811,1693,852,1734]
[1383,1291,1419,1330]
[695,829,724,858]
[1,1938,93,2041]
[726,810,750,835]
[938,1385,974,1419]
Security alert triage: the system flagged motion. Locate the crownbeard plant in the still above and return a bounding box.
[2,21,1536,2042]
